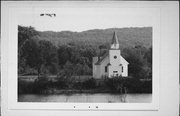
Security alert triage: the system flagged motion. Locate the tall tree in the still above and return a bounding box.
[18,25,38,54]
[18,25,39,74]
[38,40,58,75]
[23,39,43,76]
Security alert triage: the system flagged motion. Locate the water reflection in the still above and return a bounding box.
[18,93,152,103]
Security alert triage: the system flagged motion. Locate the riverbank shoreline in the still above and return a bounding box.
[38,89,116,94]
[18,76,152,94]
[18,88,152,95]
[18,93,152,103]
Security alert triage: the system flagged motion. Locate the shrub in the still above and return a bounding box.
[82,78,96,89]
[18,79,35,94]
[104,76,152,93]
[55,76,68,89]
[33,77,51,93]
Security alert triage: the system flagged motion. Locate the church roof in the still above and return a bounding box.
[111,31,119,45]
[95,53,129,65]
[94,32,129,65]
[95,53,108,65]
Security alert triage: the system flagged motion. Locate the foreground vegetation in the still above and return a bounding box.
[18,76,152,94]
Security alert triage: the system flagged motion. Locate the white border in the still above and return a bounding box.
[2,1,170,111]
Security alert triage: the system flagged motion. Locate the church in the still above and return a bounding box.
[93,32,129,79]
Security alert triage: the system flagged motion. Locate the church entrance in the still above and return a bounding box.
[113,71,118,77]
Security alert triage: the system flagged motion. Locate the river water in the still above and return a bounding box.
[18,93,152,103]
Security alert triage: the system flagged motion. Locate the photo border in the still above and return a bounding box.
[3,1,161,111]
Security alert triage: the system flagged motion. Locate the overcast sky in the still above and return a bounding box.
[19,8,155,32]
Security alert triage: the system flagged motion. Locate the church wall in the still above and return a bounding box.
[92,32,129,78]
[122,64,128,77]
[92,57,98,78]
[109,50,121,65]
[93,55,129,78]
[95,65,101,79]
[99,56,109,78]
[120,56,129,77]
[93,65,96,78]
[109,50,122,77]
[108,65,122,77]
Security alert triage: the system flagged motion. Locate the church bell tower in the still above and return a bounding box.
[110,31,120,49]
[108,32,122,77]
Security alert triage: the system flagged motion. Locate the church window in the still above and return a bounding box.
[105,66,107,72]
[114,56,117,59]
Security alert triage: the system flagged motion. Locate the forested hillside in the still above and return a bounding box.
[18,25,152,80]
[37,27,152,49]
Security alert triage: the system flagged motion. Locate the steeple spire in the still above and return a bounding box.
[110,31,119,49]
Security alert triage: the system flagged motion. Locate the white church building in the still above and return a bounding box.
[93,32,129,79]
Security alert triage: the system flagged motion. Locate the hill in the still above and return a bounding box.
[36,27,152,49]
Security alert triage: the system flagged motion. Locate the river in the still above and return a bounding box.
[18,93,152,103]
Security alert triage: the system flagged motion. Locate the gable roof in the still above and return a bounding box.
[120,56,129,65]
[95,53,108,65]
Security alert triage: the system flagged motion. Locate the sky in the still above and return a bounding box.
[18,8,155,32]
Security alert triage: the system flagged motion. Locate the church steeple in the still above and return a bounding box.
[110,31,119,49]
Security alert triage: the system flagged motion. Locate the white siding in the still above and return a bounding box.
[120,56,129,77]
[109,50,122,77]
[109,50,121,65]
[95,65,101,79]
[92,57,98,78]
[93,53,129,78]
[108,65,122,77]
[99,56,109,78]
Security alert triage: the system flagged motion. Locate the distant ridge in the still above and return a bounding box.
[36,27,152,49]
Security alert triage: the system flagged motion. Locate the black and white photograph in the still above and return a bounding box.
[17,8,153,103]
[1,1,179,116]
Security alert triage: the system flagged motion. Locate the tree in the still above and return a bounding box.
[63,61,75,77]
[144,47,152,66]
[18,25,39,74]
[74,63,84,76]
[80,47,97,68]
[23,39,43,76]
[122,45,152,79]
[38,40,58,75]
[74,63,92,76]
[144,47,152,79]
[61,61,76,88]
[123,46,144,79]
[19,35,58,76]
[57,45,71,67]
[18,25,38,55]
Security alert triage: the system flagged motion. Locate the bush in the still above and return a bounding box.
[18,75,152,94]
[18,76,55,94]
[18,79,35,94]
[55,76,68,89]
[73,82,83,90]
[104,76,152,93]
[82,78,96,89]
[33,77,51,93]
